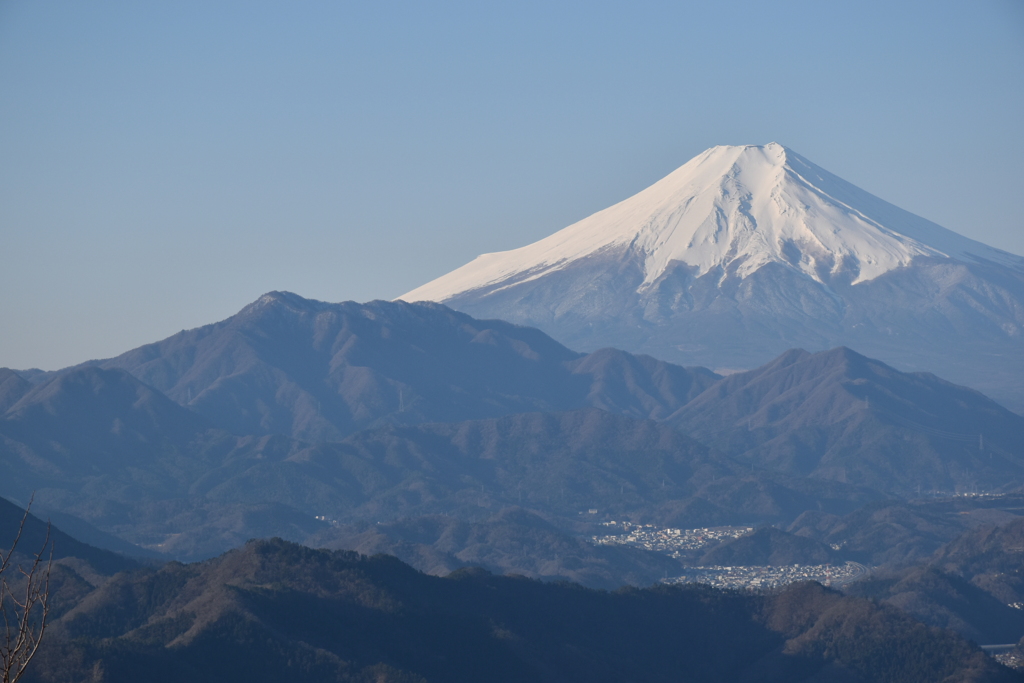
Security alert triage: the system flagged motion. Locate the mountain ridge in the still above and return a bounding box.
[18,293,719,442]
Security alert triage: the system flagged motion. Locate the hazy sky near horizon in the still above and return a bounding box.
[2,0,1023,370]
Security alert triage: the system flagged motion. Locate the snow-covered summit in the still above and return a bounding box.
[401,143,1021,303]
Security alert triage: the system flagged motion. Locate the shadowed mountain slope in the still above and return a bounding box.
[0,360,719,524]
[0,366,332,558]
[668,347,1024,493]
[0,368,32,413]
[839,515,1024,645]
[788,503,964,568]
[0,366,216,499]
[0,496,139,577]
[24,538,1018,683]
[846,565,1024,646]
[0,368,734,560]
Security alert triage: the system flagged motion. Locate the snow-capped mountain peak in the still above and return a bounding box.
[401,143,1020,303]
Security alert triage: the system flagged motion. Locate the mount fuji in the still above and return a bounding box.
[401,144,1024,412]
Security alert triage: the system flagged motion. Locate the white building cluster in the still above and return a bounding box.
[661,562,867,590]
[591,521,754,556]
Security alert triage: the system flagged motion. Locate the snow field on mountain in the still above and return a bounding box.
[401,143,1021,303]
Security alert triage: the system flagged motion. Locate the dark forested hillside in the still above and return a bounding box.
[23,539,1018,683]
[931,517,1024,605]
[846,565,1024,645]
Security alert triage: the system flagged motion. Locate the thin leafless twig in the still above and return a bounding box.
[0,495,52,683]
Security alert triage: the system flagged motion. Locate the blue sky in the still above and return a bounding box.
[2,0,1023,369]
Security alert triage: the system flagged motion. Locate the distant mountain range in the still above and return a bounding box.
[0,370,872,561]
[4,294,1023,562]
[400,143,1024,412]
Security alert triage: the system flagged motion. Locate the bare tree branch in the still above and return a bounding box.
[0,496,52,683]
